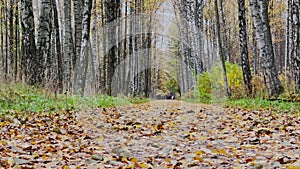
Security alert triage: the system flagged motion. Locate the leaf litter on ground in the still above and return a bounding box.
[0,100,300,168]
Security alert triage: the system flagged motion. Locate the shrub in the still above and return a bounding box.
[195,72,212,99]
[195,62,245,99]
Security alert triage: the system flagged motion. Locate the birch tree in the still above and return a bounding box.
[73,0,84,68]
[238,0,252,96]
[74,0,93,96]
[63,0,73,92]
[8,0,14,81]
[250,0,283,97]
[21,0,36,85]
[104,0,120,95]
[36,0,52,86]
[51,0,63,92]
[214,0,230,97]
[290,0,300,91]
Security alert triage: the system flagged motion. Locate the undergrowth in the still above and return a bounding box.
[0,83,133,116]
[225,98,300,114]
[184,62,300,114]
[182,97,299,114]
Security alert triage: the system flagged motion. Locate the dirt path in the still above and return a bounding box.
[1,100,300,168]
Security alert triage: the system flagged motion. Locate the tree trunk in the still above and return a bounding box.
[1,3,3,80]
[250,0,283,97]
[73,0,84,68]
[52,0,63,93]
[9,0,14,82]
[36,0,52,86]
[74,0,93,96]
[238,0,252,96]
[220,0,229,61]
[214,0,231,97]
[104,0,119,95]
[63,0,74,92]
[5,1,9,81]
[14,2,19,82]
[291,0,300,91]
[285,0,292,81]
[21,0,36,85]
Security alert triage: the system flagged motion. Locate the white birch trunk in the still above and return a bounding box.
[250,0,283,97]
[74,0,93,96]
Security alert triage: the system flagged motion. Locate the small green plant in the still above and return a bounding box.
[195,72,212,99]
[193,62,245,100]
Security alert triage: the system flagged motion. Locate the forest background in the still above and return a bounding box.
[0,0,299,106]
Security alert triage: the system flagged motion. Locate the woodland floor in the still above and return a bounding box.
[1,100,300,169]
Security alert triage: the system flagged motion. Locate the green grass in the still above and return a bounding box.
[183,96,299,114]
[226,98,300,113]
[0,83,133,116]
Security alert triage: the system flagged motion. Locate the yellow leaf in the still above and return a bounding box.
[1,140,7,146]
[212,149,227,155]
[121,156,128,162]
[241,145,258,149]
[189,133,196,140]
[42,154,47,160]
[32,153,39,159]
[134,124,141,129]
[193,155,203,162]
[286,165,300,169]
[195,150,203,155]
[140,162,150,168]
[0,122,9,127]
[212,149,218,154]
[218,149,227,155]
[168,122,174,128]
[130,157,141,167]
[62,166,70,169]
[228,146,237,153]
[125,165,134,169]
[165,157,171,163]
[130,157,138,163]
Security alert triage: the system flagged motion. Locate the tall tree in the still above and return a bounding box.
[250,0,283,97]
[36,0,52,86]
[238,0,252,96]
[21,0,36,85]
[73,0,84,68]
[51,0,63,92]
[63,0,74,92]
[290,0,300,91]
[14,0,20,82]
[214,0,231,97]
[74,0,93,96]
[220,0,229,61]
[103,0,120,95]
[0,2,3,80]
[5,0,9,81]
[8,0,14,81]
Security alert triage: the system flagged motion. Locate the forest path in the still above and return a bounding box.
[75,100,300,168]
[1,101,300,168]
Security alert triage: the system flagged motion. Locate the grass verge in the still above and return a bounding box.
[0,83,134,116]
[226,98,300,114]
[182,97,300,114]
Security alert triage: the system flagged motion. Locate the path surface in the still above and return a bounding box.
[1,100,300,168]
